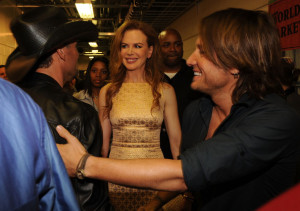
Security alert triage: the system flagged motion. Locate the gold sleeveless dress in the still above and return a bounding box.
[108,83,164,210]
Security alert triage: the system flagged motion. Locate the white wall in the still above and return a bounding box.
[168,0,269,59]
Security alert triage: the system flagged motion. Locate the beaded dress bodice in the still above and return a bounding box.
[109,83,164,159]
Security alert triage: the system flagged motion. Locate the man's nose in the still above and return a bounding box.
[169,44,176,51]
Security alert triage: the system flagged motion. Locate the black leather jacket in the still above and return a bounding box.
[19,72,111,211]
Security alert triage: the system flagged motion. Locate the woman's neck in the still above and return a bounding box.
[124,69,146,83]
[92,87,100,98]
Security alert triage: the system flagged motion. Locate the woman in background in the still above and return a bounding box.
[74,56,109,112]
[99,20,181,210]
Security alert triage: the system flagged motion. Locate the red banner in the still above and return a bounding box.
[269,0,300,50]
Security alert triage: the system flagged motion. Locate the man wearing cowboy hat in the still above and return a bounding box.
[6,7,111,211]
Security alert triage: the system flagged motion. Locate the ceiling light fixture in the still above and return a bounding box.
[84,50,104,56]
[75,0,94,19]
[84,53,104,56]
[89,42,98,47]
[84,50,103,54]
[98,32,115,36]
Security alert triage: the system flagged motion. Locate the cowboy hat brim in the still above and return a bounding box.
[6,20,98,83]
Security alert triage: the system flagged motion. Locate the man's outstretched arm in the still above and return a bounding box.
[56,125,188,192]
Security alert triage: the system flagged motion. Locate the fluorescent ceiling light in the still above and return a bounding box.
[84,53,104,56]
[85,51,103,54]
[89,42,98,47]
[75,0,94,19]
[84,51,104,56]
[98,32,115,36]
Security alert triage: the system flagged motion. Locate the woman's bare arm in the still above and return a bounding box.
[98,85,112,157]
[162,83,182,159]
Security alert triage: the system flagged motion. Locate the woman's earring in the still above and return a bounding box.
[232,73,239,79]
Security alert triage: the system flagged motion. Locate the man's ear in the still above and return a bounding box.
[56,47,66,61]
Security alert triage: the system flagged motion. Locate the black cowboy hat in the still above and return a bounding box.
[6,6,98,83]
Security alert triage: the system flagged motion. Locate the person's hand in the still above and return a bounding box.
[56,125,86,177]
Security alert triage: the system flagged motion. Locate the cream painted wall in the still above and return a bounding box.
[168,0,269,59]
[0,0,20,65]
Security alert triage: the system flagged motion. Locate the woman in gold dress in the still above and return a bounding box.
[99,20,182,210]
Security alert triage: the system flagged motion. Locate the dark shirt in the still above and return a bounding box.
[180,94,300,211]
[161,59,203,158]
[284,86,300,116]
[19,73,111,211]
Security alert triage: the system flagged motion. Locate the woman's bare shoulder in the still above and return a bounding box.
[161,82,175,94]
[100,83,112,93]
[161,82,173,90]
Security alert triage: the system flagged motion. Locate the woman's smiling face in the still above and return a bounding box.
[120,29,153,72]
